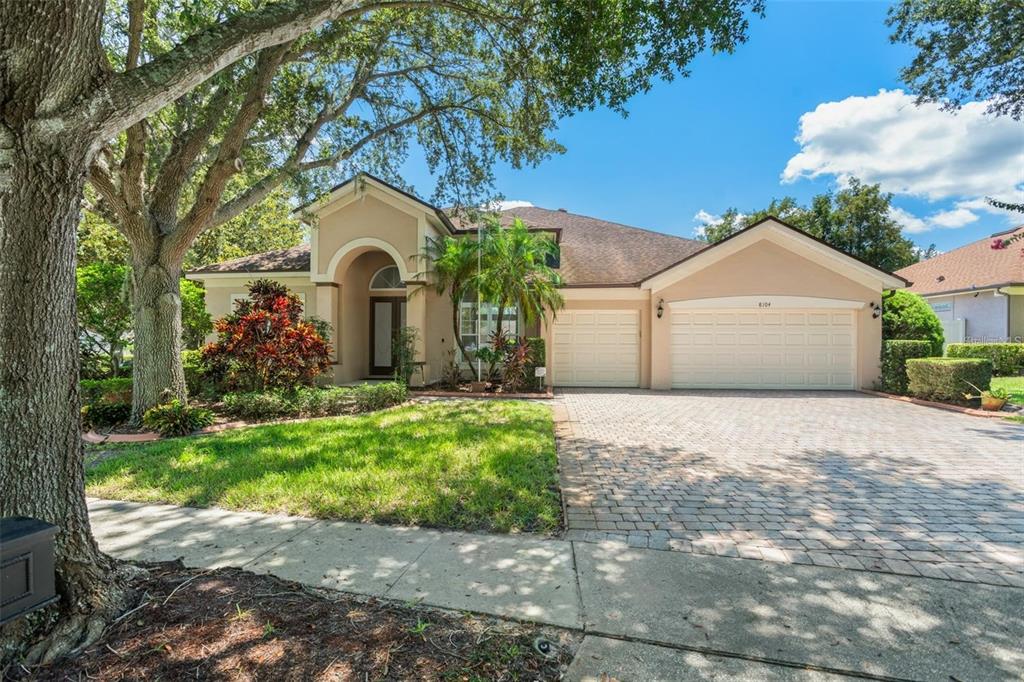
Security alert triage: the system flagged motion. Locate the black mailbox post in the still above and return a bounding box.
[1,517,59,624]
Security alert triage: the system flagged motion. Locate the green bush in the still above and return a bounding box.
[81,401,132,430]
[906,358,993,404]
[946,343,1024,376]
[351,382,408,412]
[182,349,220,398]
[222,383,406,421]
[878,340,933,394]
[142,399,215,437]
[80,378,133,404]
[882,290,944,354]
[222,390,296,421]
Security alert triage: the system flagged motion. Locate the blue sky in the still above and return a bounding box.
[401,1,1023,252]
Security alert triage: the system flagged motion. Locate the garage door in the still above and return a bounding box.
[552,310,639,387]
[671,309,856,389]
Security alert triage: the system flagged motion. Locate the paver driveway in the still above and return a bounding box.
[556,389,1024,586]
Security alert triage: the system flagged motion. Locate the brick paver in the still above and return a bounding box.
[556,389,1024,587]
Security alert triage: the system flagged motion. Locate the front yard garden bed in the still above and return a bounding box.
[86,400,561,534]
[24,562,577,681]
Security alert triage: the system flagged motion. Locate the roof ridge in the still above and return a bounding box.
[505,205,701,244]
[898,224,1022,272]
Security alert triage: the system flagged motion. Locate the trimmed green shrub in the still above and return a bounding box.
[81,401,132,429]
[882,290,944,354]
[222,383,406,421]
[182,349,219,398]
[878,340,932,394]
[946,343,1024,376]
[80,378,132,404]
[906,358,993,404]
[222,390,296,421]
[351,382,408,412]
[142,400,215,437]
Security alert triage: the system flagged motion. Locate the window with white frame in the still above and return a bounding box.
[458,290,518,361]
[369,265,405,290]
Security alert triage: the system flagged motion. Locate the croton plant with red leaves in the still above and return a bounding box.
[202,279,331,391]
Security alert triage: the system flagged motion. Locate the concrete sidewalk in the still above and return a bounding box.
[89,498,1024,681]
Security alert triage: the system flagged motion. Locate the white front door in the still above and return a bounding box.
[551,310,640,387]
[670,307,857,389]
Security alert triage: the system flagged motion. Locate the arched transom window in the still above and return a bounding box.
[369,265,405,290]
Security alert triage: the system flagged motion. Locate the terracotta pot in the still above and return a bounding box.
[980,395,1007,412]
[469,381,487,393]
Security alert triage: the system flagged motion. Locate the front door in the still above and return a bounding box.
[370,296,407,376]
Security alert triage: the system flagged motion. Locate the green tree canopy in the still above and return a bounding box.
[888,0,1024,120]
[76,263,133,377]
[695,179,920,272]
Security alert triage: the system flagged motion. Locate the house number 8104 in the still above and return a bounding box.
[758,301,772,308]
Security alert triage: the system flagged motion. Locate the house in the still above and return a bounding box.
[895,226,1024,344]
[187,174,907,390]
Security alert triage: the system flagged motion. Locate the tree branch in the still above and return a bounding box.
[120,0,148,213]
[87,158,130,227]
[80,0,483,140]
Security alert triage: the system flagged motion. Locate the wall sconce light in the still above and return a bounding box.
[872,304,882,319]
[657,299,664,319]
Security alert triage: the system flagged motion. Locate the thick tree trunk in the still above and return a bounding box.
[129,254,187,422]
[0,132,130,666]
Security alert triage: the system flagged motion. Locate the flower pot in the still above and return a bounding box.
[469,381,487,393]
[980,395,1007,411]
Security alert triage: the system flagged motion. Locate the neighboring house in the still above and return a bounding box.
[187,174,906,390]
[896,226,1024,344]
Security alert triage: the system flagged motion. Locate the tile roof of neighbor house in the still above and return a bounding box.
[895,225,1024,296]
[190,205,708,285]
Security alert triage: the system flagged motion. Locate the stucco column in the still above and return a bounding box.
[315,283,340,382]
[406,284,428,386]
[649,295,672,390]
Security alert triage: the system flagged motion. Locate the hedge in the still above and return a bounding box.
[525,337,546,389]
[223,382,407,421]
[946,343,1024,376]
[879,340,932,394]
[882,290,944,355]
[906,358,993,405]
[80,377,132,404]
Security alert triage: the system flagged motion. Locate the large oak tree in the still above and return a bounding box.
[0,0,763,664]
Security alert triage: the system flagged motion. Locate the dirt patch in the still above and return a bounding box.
[18,563,578,681]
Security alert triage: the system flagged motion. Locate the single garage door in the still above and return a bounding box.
[671,308,856,389]
[552,310,640,387]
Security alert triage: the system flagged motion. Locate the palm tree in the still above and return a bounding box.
[478,217,564,344]
[421,234,481,363]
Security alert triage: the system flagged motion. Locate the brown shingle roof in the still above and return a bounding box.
[895,225,1024,296]
[191,206,705,286]
[494,206,706,286]
[189,244,311,274]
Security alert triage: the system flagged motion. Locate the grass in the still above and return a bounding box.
[86,400,561,534]
[991,376,1024,405]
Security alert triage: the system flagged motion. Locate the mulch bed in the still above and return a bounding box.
[19,563,578,681]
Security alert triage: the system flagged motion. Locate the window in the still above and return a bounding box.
[458,290,518,362]
[369,265,405,290]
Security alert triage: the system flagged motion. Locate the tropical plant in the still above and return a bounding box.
[201,280,331,391]
[422,235,481,363]
[477,218,565,338]
[142,399,215,437]
[500,336,534,392]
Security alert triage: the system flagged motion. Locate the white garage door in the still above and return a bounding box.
[671,309,856,389]
[552,310,639,387]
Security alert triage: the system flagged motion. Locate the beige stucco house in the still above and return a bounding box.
[188,174,908,390]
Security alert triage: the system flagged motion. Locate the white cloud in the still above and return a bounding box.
[495,199,533,210]
[782,89,1024,202]
[693,209,720,225]
[889,206,929,234]
[929,207,979,228]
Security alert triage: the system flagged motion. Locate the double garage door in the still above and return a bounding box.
[671,308,856,389]
[550,306,857,389]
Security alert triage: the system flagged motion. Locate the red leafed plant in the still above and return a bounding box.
[201,279,331,391]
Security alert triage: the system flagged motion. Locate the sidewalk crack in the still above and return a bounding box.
[382,531,441,598]
[241,518,323,569]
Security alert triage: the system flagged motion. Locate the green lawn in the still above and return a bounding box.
[991,376,1024,405]
[87,400,561,534]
